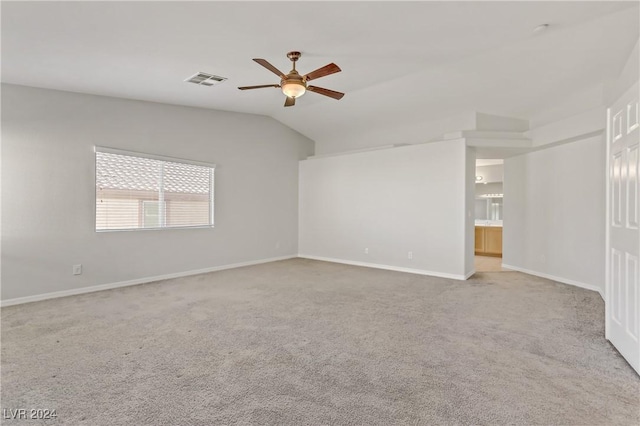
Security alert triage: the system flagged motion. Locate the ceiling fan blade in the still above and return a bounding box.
[253,58,286,78]
[284,96,295,107]
[307,85,345,100]
[237,84,280,90]
[303,63,341,82]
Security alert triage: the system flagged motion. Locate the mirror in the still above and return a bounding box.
[475,181,503,221]
[475,198,503,220]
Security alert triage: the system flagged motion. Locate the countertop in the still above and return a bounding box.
[475,221,503,227]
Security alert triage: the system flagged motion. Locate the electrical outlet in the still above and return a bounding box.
[73,264,82,275]
[365,248,369,255]
[408,251,413,260]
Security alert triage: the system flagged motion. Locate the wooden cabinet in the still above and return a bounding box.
[484,227,503,255]
[475,227,485,252]
[475,226,502,257]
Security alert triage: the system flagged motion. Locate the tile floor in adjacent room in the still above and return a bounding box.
[475,255,509,272]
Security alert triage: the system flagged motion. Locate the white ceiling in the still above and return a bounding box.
[476,159,504,167]
[2,1,638,153]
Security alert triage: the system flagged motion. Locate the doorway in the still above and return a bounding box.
[474,159,509,272]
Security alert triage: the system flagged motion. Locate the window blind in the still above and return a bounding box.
[95,148,214,231]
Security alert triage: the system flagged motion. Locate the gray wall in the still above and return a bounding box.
[475,182,503,197]
[299,140,470,279]
[1,84,314,300]
[464,146,476,276]
[503,135,606,293]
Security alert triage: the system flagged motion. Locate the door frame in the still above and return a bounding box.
[606,106,612,341]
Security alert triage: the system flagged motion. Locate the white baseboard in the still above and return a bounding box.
[299,254,470,280]
[6,257,600,307]
[501,263,605,300]
[0,255,297,307]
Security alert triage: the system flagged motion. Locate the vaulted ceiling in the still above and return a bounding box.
[2,1,638,154]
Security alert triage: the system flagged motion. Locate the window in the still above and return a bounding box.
[95,147,215,231]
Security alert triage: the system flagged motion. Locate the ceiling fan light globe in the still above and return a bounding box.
[282,82,306,98]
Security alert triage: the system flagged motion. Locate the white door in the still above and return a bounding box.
[607,82,640,374]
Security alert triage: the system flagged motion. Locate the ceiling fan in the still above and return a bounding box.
[238,51,344,107]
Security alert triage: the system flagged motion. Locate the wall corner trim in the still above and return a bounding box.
[299,254,469,280]
[0,255,298,307]
[501,264,604,301]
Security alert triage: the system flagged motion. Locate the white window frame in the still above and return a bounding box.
[95,146,215,232]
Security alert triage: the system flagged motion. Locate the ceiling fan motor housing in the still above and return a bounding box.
[282,54,306,98]
[281,71,306,98]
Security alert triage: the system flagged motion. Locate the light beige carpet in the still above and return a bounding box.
[1,259,638,425]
